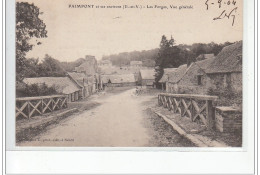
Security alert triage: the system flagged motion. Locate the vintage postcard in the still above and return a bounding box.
[14,0,243,148]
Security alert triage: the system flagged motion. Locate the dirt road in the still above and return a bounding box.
[19,88,193,147]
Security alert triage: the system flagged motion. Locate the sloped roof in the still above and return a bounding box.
[206,41,242,74]
[195,57,215,70]
[140,69,155,80]
[159,68,177,83]
[196,53,215,61]
[168,64,188,83]
[23,77,81,94]
[67,72,97,86]
[67,72,87,87]
[101,74,136,84]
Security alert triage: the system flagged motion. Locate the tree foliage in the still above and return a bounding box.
[16,2,47,81]
[17,83,59,97]
[20,55,66,78]
[38,55,66,77]
[154,35,187,83]
[102,49,158,67]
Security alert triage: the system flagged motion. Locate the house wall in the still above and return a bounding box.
[168,64,208,94]
[107,82,136,87]
[166,82,178,93]
[231,72,242,92]
[166,62,242,95]
[141,79,154,86]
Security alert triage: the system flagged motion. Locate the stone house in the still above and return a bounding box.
[137,69,155,87]
[175,58,215,94]
[166,41,242,94]
[67,72,99,98]
[202,41,242,93]
[158,68,177,90]
[75,55,98,75]
[101,74,136,87]
[166,64,188,93]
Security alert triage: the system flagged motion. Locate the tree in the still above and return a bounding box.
[155,35,168,83]
[155,35,186,83]
[16,2,47,81]
[38,54,66,77]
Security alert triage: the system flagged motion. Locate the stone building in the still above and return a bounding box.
[158,68,177,90]
[75,55,98,75]
[101,74,136,87]
[166,41,242,94]
[137,69,155,87]
[203,41,242,93]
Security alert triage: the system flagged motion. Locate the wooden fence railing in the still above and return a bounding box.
[158,93,218,129]
[16,95,68,119]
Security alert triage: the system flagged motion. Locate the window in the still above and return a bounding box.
[197,75,202,85]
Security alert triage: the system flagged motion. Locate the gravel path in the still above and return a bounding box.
[18,89,194,147]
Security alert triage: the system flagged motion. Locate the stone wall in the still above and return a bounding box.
[206,72,242,93]
[215,106,242,133]
[231,72,242,92]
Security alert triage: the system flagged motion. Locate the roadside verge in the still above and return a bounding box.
[150,108,229,147]
[16,108,79,143]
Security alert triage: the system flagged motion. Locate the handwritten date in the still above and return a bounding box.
[205,0,237,10]
[205,0,238,26]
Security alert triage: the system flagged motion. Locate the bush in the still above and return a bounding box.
[16,83,59,97]
[207,87,242,109]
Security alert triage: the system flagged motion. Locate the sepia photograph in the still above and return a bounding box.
[15,0,243,147]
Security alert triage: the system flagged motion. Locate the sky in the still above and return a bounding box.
[19,0,243,62]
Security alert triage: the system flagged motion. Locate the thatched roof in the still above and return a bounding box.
[66,72,97,87]
[206,41,242,74]
[101,74,136,84]
[168,64,188,83]
[195,57,215,71]
[196,53,215,61]
[159,68,177,83]
[23,77,81,94]
[140,69,155,80]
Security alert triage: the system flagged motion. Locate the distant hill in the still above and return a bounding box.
[102,49,158,67]
[101,42,234,68]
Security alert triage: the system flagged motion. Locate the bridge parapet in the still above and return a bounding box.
[158,93,218,129]
[16,95,68,119]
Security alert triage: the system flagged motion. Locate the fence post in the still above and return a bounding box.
[190,99,194,121]
[170,97,174,112]
[206,100,215,129]
[158,95,160,106]
[41,99,44,113]
[27,101,31,119]
[64,97,68,108]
